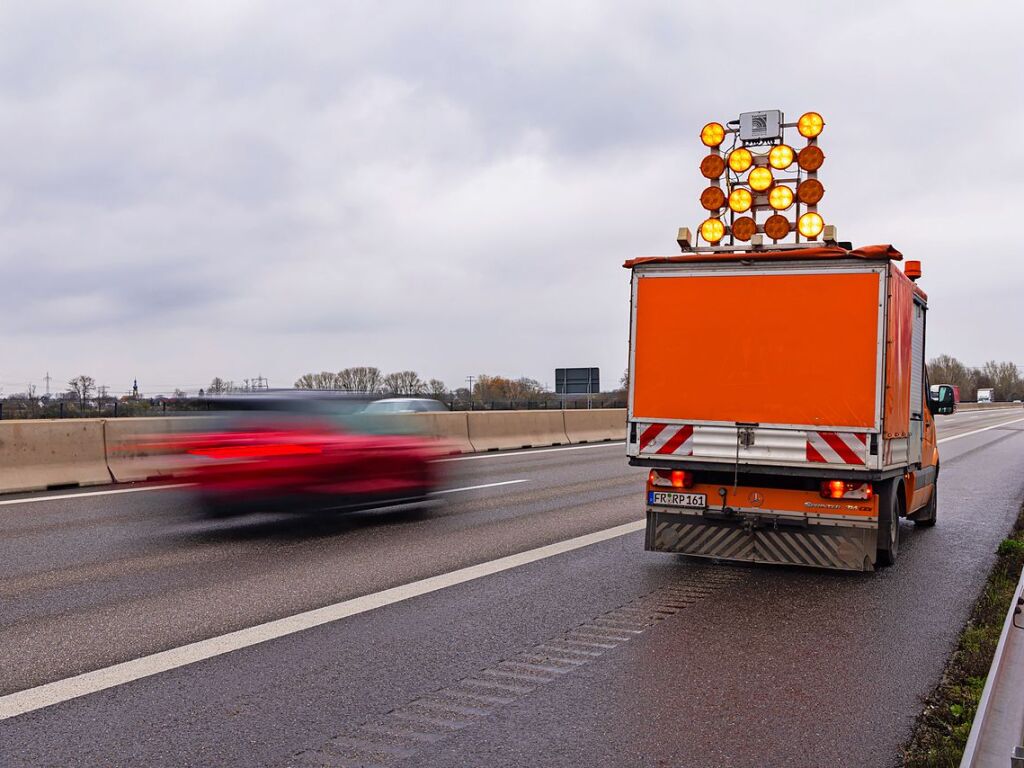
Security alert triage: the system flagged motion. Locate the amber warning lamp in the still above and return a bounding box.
[685,109,832,250]
[905,261,922,281]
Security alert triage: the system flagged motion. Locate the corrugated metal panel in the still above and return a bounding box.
[692,425,808,463]
[647,511,874,571]
[910,301,925,417]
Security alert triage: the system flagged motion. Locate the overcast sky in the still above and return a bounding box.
[0,1,1020,395]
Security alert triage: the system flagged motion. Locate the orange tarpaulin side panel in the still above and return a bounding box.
[632,271,880,428]
[623,244,903,269]
[884,264,914,438]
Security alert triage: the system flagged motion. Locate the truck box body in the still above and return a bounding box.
[625,247,934,571]
[627,255,926,473]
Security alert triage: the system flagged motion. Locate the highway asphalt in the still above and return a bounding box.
[1,408,1023,767]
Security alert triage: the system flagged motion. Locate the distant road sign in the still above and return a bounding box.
[555,368,599,395]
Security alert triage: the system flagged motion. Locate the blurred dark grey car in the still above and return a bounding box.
[363,398,449,414]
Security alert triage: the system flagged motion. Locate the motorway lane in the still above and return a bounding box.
[0,410,1017,682]
[0,408,1022,767]
[0,441,644,695]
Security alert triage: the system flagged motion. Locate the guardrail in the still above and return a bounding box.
[0,410,628,495]
[960,565,1024,767]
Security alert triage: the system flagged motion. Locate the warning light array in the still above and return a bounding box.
[696,110,827,247]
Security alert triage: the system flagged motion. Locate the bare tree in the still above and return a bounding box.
[505,377,544,401]
[207,377,229,395]
[294,371,341,390]
[383,371,426,395]
[473,374,508,402]
[337,366,383,393]
[981,360,1022,401]
[427,378,448,399]
[66,375,96,409]
[927,355,977,399]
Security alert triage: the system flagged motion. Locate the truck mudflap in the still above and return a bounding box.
[646,510,876,572]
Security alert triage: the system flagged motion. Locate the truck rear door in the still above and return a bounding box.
[627,260,886,471]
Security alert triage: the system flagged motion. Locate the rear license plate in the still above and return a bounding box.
[648,491,707,509]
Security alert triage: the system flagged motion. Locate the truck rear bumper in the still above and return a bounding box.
[646,509,876,572]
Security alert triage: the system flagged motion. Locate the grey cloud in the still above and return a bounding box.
[0,1,1021,393]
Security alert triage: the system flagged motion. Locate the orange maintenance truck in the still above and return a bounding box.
[625,110,955,571]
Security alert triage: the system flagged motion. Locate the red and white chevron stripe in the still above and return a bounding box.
[806,431,867,465]
[638,423,694,456]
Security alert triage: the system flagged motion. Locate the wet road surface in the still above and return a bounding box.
[1,408,1022,767]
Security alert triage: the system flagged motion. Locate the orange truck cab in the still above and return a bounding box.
[625,110,954,571]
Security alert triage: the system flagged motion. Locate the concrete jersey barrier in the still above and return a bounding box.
[406,411,474,454]
[0,419,111,494]
[104,416,209,483]
[0,410,628,495]
[563,409,626,444]
[957,402,1022,411]
[466,410,570,451]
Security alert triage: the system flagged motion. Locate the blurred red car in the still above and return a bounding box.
[177,392,448,517]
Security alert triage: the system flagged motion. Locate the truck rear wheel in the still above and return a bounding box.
[876,480,901,567]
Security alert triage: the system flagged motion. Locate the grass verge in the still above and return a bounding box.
[902,504,1024,766]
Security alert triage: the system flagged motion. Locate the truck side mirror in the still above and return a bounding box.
[930,384,955,415]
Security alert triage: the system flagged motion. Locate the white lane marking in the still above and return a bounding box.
[0,484,192,508]
[0,519,645,720]
[439,441,624,462]
[937,416,1024,444]
[431,479,529,495]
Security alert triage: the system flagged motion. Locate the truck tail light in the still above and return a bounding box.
[821,480,873,500]
[648,469,694,489]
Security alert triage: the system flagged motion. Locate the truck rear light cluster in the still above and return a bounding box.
[820,480,873,500]
[648,469,694,490]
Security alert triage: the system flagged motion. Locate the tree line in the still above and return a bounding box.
[290,368,551,403]
[291,368,445,396]
[927,356,1022,402]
